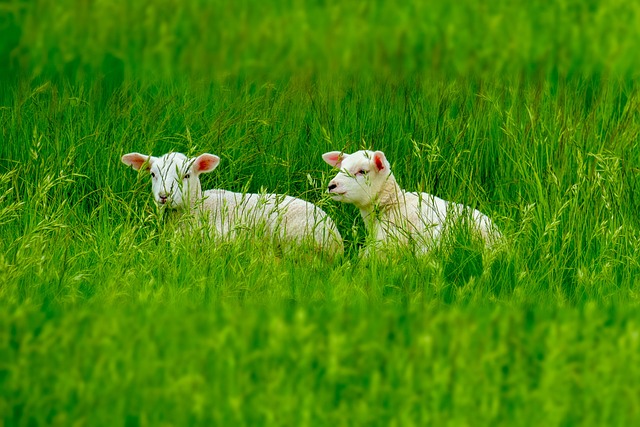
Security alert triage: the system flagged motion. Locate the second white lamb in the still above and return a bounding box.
[322,149,500,255]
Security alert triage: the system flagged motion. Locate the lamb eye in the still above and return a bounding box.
[184,174,190,179]
[151,172,156,178]
[358,169,367,176]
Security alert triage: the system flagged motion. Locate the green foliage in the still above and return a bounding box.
[2,0,640,81]
[2,0,640,425]
[4,303,640,426]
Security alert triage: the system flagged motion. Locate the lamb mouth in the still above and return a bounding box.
[156,198,177,208]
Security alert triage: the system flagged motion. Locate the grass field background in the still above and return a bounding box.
[2,0,640,425]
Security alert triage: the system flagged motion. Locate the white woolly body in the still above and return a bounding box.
[323,149,500,254]
[122,152,343,254]
[198,189,343,253]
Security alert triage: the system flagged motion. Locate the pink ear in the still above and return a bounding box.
[193,154,220,174]
[373,151,388,172]
[322,151,346,168]
[122,153,153,171]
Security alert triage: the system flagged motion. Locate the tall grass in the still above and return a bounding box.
[4,302,640,426]
[3,0,640,81]
[2,0,640,425]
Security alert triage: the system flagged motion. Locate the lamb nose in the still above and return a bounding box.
[328,183,337,191]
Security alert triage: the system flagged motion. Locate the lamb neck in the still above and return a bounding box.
[359,174,404,232]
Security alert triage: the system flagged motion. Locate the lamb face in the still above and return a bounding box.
[150,153,199,209]
[122,152,220,210]
[322,150,392,210]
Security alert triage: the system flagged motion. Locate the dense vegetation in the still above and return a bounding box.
[2,0,640,425]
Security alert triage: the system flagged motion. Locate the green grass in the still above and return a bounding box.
[4,302,640,426]
[2,0,640,425]
[4,0,640,81]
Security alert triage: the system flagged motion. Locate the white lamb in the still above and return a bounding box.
[322,149,500,255]
[122,152,343,255]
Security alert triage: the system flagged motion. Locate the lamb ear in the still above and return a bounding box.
[372,151,389,172]
[192,153,220,174]
[122,153,155,171]
[322,151,347,168]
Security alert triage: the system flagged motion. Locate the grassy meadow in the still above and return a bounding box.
[2,0,640,425]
